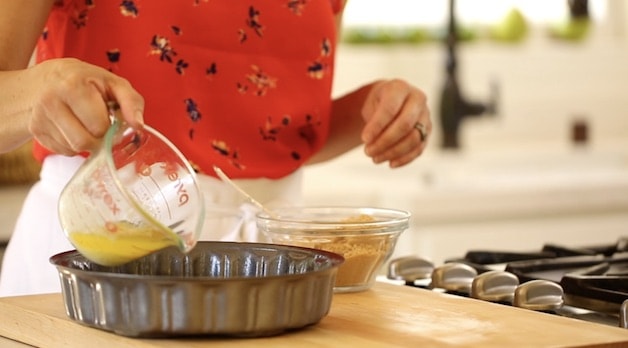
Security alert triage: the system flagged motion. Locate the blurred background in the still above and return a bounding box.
[0,0,626,267]
[303,0,628,264]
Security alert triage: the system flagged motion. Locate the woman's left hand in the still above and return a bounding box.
[360,79,431,168]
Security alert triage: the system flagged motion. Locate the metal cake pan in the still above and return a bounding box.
[49,241,344,337]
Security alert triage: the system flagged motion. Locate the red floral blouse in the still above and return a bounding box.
[34,0,342,179]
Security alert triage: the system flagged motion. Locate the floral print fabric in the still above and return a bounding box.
[34,0,340,179]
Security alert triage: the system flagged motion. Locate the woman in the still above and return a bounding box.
[0,0,431,296]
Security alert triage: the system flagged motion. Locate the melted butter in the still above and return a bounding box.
[68,221,178,266]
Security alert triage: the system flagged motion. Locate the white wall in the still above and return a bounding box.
[332,21,628,150]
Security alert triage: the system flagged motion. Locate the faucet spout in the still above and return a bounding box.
[439,74,498,149]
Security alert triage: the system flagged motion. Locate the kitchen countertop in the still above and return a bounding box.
[0,282,626,347]
[304,146,628,224]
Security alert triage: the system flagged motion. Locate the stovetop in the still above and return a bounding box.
[387,238,628,329]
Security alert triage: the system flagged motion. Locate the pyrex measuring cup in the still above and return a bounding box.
[58,102,205,266]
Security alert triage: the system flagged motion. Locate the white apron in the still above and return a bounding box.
[0,155,303,297]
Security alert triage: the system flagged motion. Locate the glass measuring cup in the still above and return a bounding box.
[58,102,205,266]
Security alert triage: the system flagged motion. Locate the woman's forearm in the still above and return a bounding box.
[307,81,380,165]
[0,0,56,153]
[309,77,431,168]
[0,69,37,153]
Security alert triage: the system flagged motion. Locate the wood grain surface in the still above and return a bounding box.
[0,282,626,347]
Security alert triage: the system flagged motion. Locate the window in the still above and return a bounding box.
[342,0,607,28]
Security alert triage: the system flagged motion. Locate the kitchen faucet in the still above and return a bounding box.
[439,0,498,149]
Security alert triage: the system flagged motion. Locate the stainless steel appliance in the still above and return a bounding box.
[387,238,628,329]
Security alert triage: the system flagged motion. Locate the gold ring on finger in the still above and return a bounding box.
[414,122,427,142]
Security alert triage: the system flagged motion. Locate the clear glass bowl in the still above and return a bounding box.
[256,206,411,293]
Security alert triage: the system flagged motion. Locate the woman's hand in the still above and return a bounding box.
[26,58,144,155]
[360,79,431,168]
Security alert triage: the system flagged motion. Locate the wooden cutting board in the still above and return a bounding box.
[0,282,626,348]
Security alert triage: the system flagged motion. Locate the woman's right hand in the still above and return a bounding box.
[26,58,144,155]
